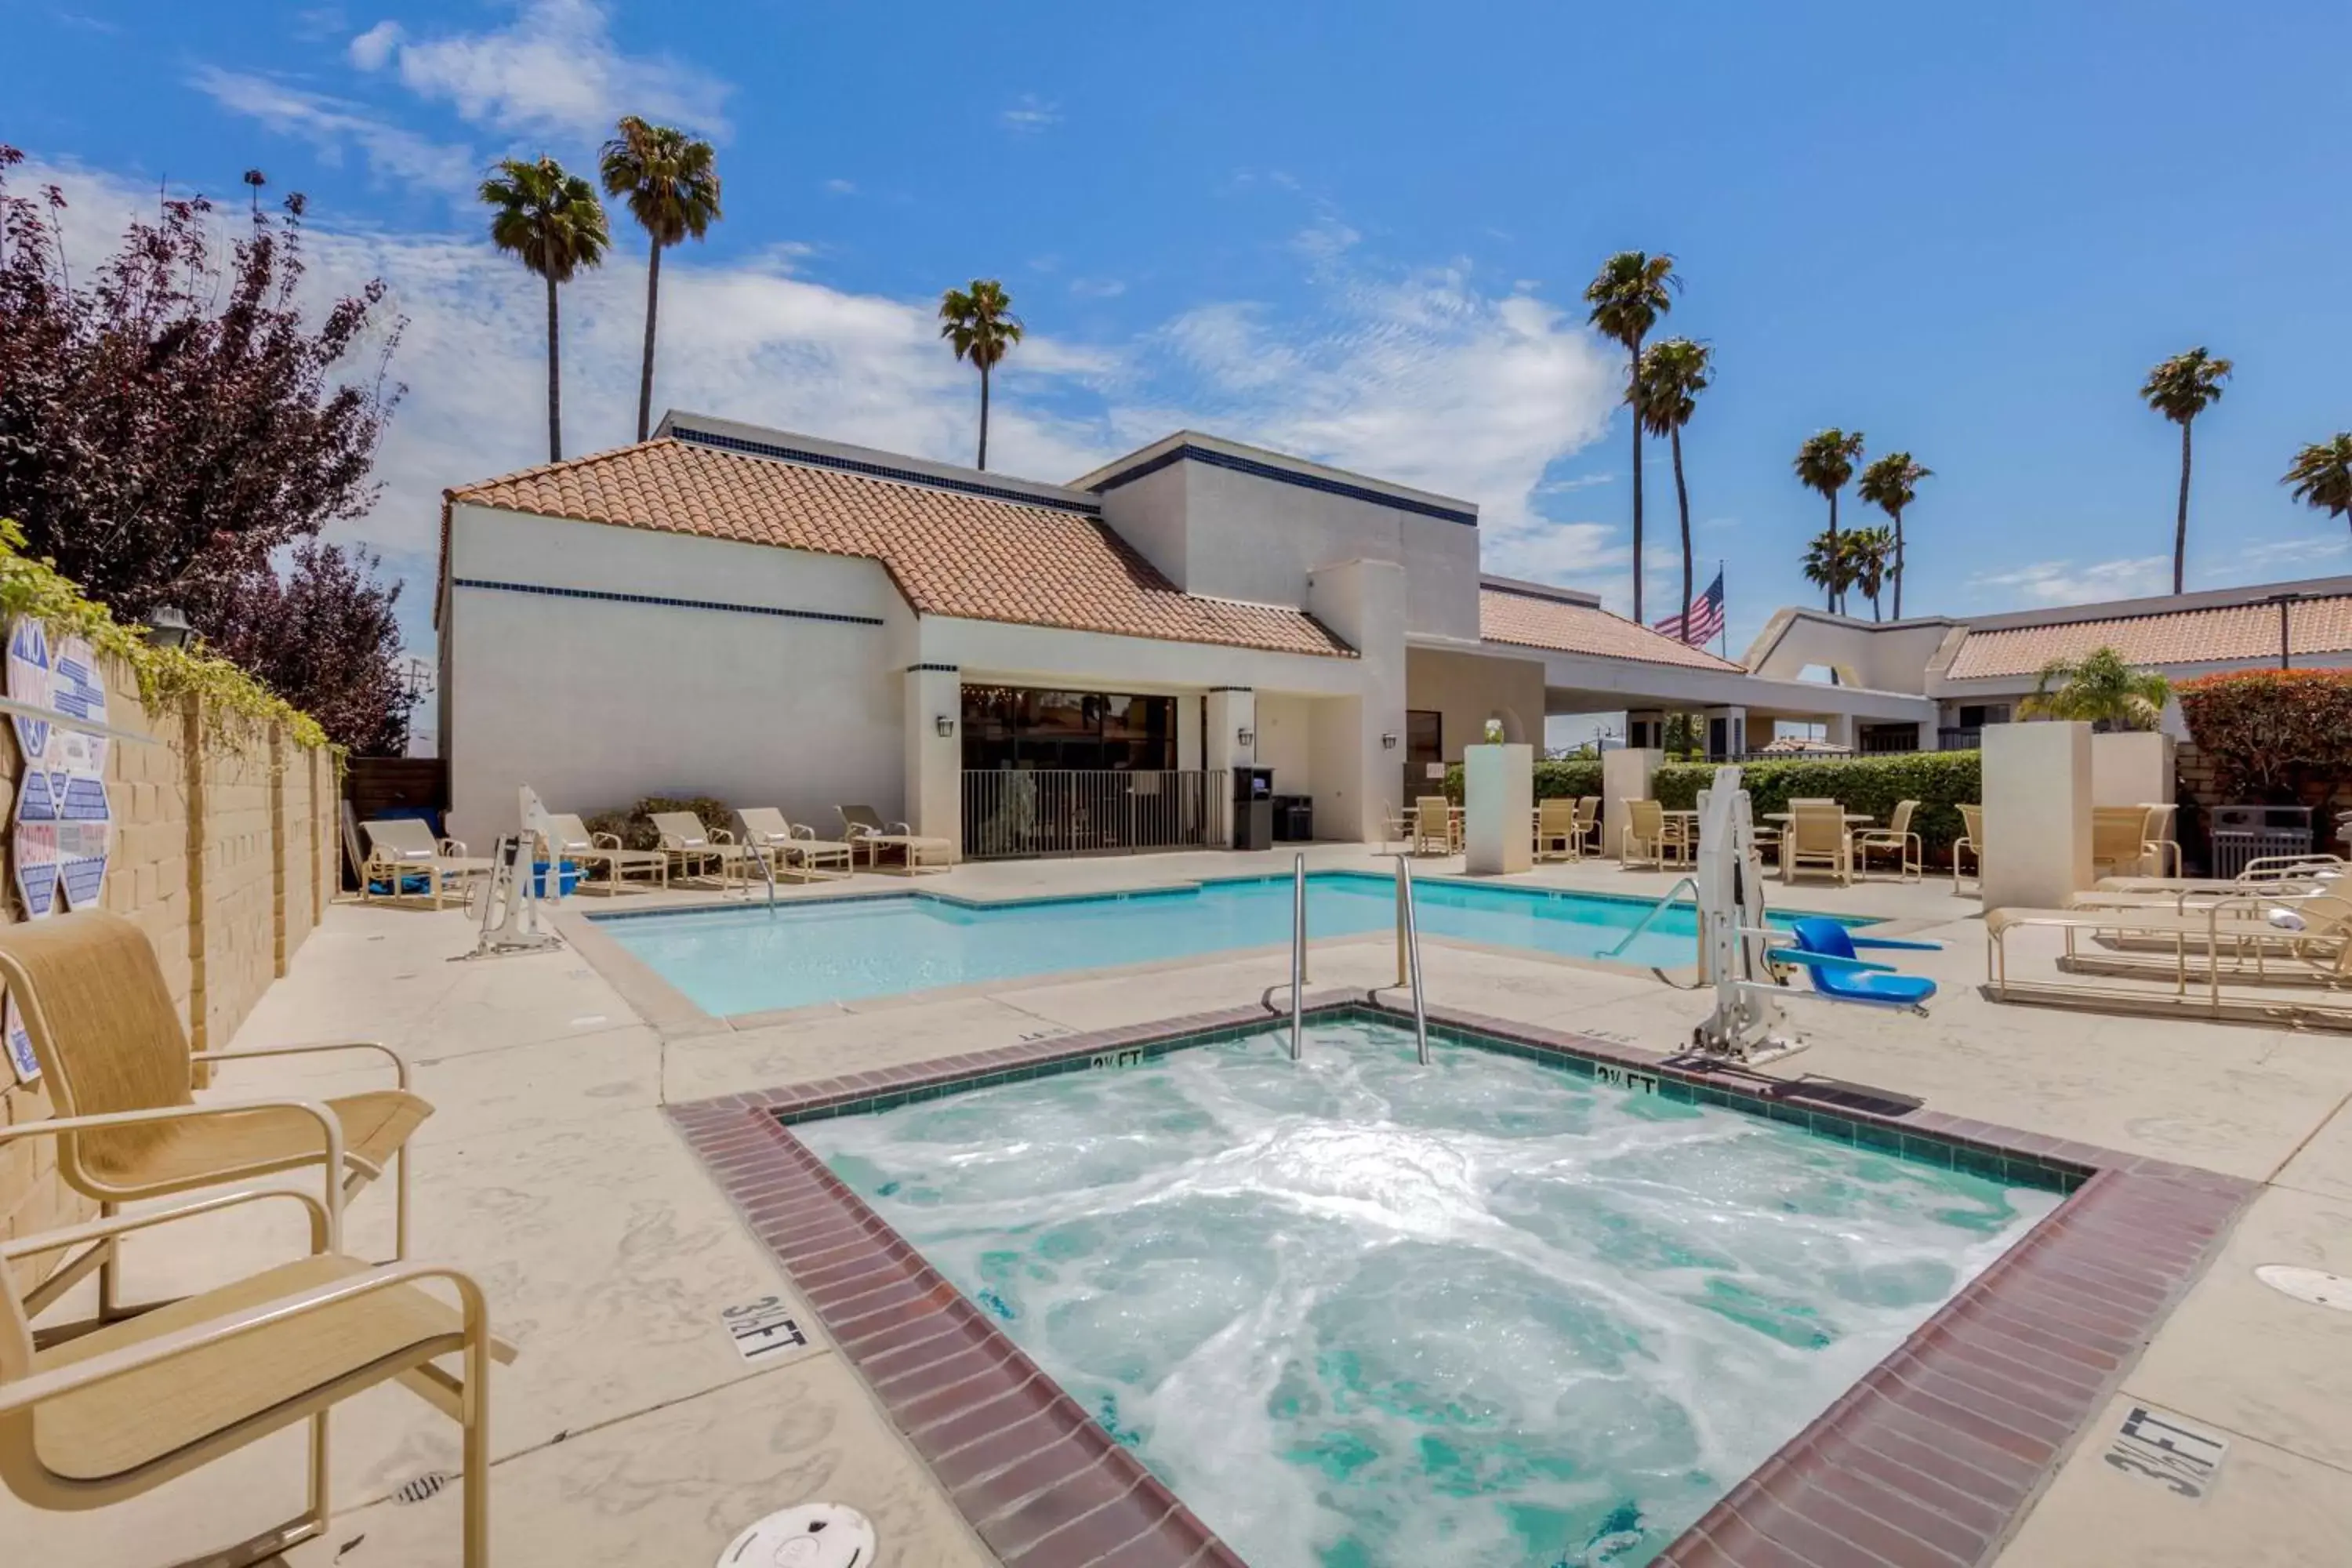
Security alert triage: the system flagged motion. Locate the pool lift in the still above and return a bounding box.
[1666,765,1941,1065]
[463,786,566,960]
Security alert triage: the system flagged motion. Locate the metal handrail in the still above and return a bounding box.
[1395,855,1430,1064]
[1600,876,1701,960]
[748,839,778,907]
[1289,853,1306,1061]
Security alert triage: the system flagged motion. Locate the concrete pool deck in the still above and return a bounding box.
[9,844,2352,1566]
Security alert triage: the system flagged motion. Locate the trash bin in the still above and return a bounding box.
[1276,796,1314,843]
[2209,806,2312,878]
[1232,767,1273,851]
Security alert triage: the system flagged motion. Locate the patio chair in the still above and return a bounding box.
[838,806,956,873]
[542,811,667,894]
[2092,805,2158,879]
[1853,800,1923,882]
[1534,798,1581,862]
[738,807,853,881]
[2143,803,2183,880]
[651,811,753,888]
[358,818,491,910]
[1954,803,1984,891]
[0,910,430,1325]
[1621,800,1679,869]
[1572,797,1604,857]
[1,1185,503,1567]
[1784,800,1853,886]
[1411,797,1454,856]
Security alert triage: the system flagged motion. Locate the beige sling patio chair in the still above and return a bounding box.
[837,805,955,873]
[1411,797,1455,856]
[1,1185,503,1568]
[2143,804,2183,879]
[651,811,754,888]
[1784,800,1854,885]
[1534,798,1581,862]
[359,818,491,910]
[1621,800,1680,869]
[1853,800,1923,882]
[738,808,853,881]
[1954,803,1984,891]
[1572,797,1604,857]
[2091,805,2159,879]
[542,811,668,893]
[0,911,431,1325]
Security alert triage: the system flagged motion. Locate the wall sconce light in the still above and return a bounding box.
[1381,731,1399,750]
[143,605,193,650]
[1236,728,1255,748]
[935,715,954,739]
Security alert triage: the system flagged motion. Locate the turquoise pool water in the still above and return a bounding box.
[600,871,1838,1015]
[800,1020,2059,1568]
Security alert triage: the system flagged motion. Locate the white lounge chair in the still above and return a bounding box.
[837,806,954,873]
[542,811,668,893]
[738,808,853,881]
[360,818,491,909]
[650,811,754,888]
[1985,898,2352,1029]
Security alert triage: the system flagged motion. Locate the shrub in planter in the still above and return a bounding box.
[2177,669,2352,816]
[1653,750,1981,860]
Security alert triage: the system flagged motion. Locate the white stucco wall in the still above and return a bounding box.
[1406,646,1545,757]
[1744,612,1955,692]
[445,506,913,847]
[1254,694,1317,799]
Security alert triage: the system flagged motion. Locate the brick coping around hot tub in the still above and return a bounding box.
[666,991,2259,1568]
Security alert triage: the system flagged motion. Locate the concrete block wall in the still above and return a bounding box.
[2,651,335,1297]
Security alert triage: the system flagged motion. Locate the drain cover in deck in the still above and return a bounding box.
[2256,1265,2352,1311]
[718,1503,877,1566]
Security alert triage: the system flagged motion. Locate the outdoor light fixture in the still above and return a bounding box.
[1236,727,1255,747]
[1381,731,1399,749]
[935,715,954,739]
[143,605,193,650]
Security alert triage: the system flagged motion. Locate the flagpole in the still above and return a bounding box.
[1719,559,1729,659]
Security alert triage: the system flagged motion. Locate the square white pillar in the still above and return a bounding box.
[1599,747,1662,860]
[1983,720,2092,910]
[1465,743,1533,875]
[2090,731,2176,806]
[904,664,964,856]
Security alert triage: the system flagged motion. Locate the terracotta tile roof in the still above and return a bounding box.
[444,439,1355,659]
[1479,587,1744,670]
[1946,597,2352,681]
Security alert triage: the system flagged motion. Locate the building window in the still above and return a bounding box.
[962,686,1177,771]
[1957,703,2011,729]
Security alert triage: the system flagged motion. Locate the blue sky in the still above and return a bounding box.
[12,0,2352,677]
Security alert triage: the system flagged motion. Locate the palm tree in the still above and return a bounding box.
[1584,251,1680,622]
[599,116,722,442]
[1800,526,1855,612]
[1845,525,1896,621]
[1792,429,1865,612]
[481,155,611,463]
[938,280,1024,470]
[2020,647,2172,731]
[2140,347,2232,594]
[1855,452,1931,619]
[2284,434,2352,539]
[1635,337,1711,630]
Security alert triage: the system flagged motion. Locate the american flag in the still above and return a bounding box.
[1653,569,1726,646]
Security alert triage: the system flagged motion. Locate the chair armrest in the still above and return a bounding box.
[591,832,623,849]
[437,837,470,857]
[0,1100,355,1186]
[0,1185,332,1264]
[843,822,878,840]
[193,1040,410,1091]
[710,828,738,844]
[0,1259,491,1417]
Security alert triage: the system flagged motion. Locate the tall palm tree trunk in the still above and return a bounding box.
[978,364,991,470]
[545,274,563,463]
[1825,493,1841,612]
[2173,420,2192,594]
[1628,342,1645,622]
[1892,509,1905,619]
[637,238,662,442]
[1671,423,1692,637]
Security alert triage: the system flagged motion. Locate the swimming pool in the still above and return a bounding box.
[798,1018,2060,1567]
[598,871,1843,1015]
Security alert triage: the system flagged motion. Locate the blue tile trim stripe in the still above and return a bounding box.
[670,426,1102,514]
[451,577,885,627]
[1089,443,1479,528]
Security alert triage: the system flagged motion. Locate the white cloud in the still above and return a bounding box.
[821,178,856,196]
[350,0,730,140]
[1970,555,2172,607]
[2239,533,2351,572]
[1000,94,1060,133]
[1069,277,1126,299]
[191,67,477,192]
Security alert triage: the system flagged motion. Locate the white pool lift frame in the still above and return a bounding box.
[463,785,566,960]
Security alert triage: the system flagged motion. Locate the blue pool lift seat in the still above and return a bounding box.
[1780,917,1940,1011]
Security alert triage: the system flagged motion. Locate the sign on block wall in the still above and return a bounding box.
[5,619,114,920]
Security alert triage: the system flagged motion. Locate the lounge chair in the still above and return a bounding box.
[1783,800,1853,885]
[1984,900,2352,1029]
[837,806,955,873]
[1410,797,1455,856]
[359,818,491,909]
[1954,802,1984,891]
[1534,797,1581,862]
[1,1185,504,1566]
[2055,892,2352,987]
[651,811,754,888]
[542,811,668,893]
[1853,800,1922,881]
[1621,799,1680,869]
[2092,805,2159,879]
[0,910,430,1323]
[738,807,853,881]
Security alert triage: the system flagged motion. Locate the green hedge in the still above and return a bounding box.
[1652,752,1981,858]
[1436,757,1606,804]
